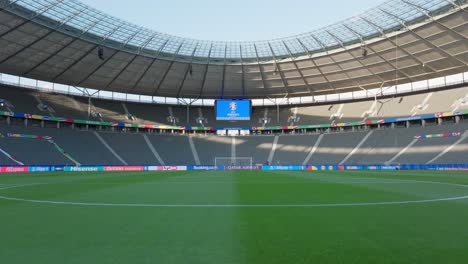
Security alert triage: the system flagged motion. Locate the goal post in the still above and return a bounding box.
[214,157,253,167]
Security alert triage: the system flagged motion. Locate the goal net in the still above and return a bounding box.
[215,157,253,167]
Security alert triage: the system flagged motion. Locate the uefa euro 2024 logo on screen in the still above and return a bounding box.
[229,101,237,112]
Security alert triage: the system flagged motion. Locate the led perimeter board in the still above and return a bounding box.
[215,100,251,120]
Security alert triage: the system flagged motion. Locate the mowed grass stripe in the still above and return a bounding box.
[1,171,468,205]
[0,170,244,264]
[0,171,437,205]
[1,171,468,264]
[234,170,468,264]
[283,170,468,201]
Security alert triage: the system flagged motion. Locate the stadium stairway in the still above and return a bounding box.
[0,146,23,165]
[430,131,468,164]
[0,137,72,165]
[391,123,468,164]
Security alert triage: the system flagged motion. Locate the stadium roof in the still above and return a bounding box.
[0,0,467,99]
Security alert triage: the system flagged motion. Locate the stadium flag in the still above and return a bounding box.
[415,132,461,139]
[1,107,468,133]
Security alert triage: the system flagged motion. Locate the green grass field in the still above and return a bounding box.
[1,170,468,264]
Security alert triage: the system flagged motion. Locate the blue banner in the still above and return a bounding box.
[214,127,252,131]
[187,165,223,170]
[262,165,305,171]
[216,100,251,120]
[28,166,52,172]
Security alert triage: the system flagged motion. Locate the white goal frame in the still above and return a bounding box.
[214,157,253,167]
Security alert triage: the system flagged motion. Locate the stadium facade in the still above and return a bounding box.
[0,0,467,168]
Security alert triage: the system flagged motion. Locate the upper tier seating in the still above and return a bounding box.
[1,84,467,127]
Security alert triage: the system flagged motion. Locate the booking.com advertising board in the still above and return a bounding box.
[1,164,468,173]
[215,100,251,121]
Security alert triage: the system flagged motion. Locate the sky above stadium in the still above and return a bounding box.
[78,0,382,41]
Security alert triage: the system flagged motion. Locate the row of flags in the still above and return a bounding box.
[0,133,52,140]
[415,132,461,139]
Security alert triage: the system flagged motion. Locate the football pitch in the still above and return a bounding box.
[1,170,468,264]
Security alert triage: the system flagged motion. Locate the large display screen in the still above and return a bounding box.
[215,100,251,120]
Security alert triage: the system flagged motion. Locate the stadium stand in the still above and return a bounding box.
[2,84,468,127]
[1,79,468,166]
[305,131,369,164]
[0,145,19,165]
[146,135,194,165]
[0,136,71,165]
[271,134,322,165]
[1,1,468,263]
[1,120,467,166]
[235,136,274,165]
[0,86,40,114]
[97,132,157,165]
[124,102,171,125]
[38,92,89,119]
[0,127,123,165]
[191,136,232,165]
[0,0,467,167]
[392,125,468,164]
[434,133,468,164]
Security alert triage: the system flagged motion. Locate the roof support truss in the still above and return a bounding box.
[0,0,64,39]
[239,45,246,97]
[380,7,467,68]
[357,17,439,73]
[0,6,86,65]
[51,22,125,82]
[253,44,268,97]
[22,15,104,76]
[151,41,185,96]
[198,44,213,98]
[325,30,375,90]
[176,44,198,98]
[267,42,290,97]
[128,39,169,93]
[281,40,314,95]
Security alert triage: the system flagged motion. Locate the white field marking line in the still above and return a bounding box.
[294,174,468,189]
[0,185,22,190]
[0,183,48,190]
[269,172,468,193]
[0,195,467,208]
[0,178,110,190]
[14,181,425,185]
[167,175,232,180]
[76,171,466,187]
[288,170,459,182]
[1,179,468,207]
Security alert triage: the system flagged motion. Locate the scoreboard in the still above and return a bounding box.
[215,100,251,121]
